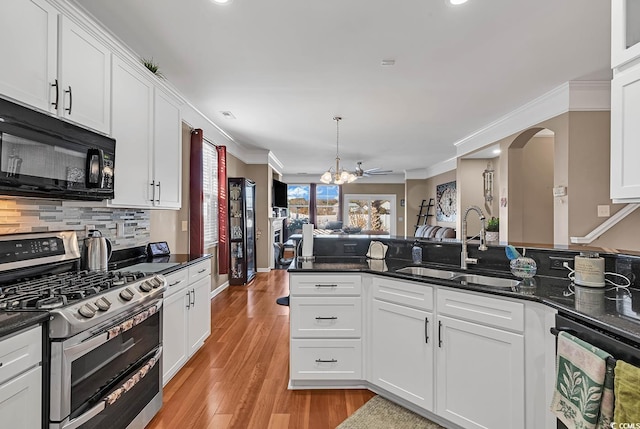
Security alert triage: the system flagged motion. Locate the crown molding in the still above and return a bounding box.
[454,80,611,158]
[405,157,456,180]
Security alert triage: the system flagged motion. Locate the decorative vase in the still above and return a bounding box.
[486,231,499,242]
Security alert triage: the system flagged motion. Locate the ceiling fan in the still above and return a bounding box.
[353,161,393,177]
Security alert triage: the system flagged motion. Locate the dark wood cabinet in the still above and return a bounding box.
[228,177,256,285]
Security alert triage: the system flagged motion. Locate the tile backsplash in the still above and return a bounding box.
[0,197,150,250]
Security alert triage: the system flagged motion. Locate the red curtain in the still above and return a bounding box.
[189,129,204,255]
[217,146,228,274]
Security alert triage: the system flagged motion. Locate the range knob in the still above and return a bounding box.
[119,287,135,301]
[95,297,111,311]
[78,303,97,318]
[149,277,163,289]
[139,281,153,292]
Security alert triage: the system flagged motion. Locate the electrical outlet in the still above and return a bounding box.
[549,256,573,270]
[85,224,95,235]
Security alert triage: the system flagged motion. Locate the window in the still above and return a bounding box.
[287,184,310,235]
[316,185,339,228]
[343,194,396,235]
[203,140,218,246]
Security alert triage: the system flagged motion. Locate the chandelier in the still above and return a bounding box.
[320,116,358,185]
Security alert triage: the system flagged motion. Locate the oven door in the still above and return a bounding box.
[50,300,162,429]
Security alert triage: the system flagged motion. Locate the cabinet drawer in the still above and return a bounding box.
[437,288,524,332]
[373,276,434,311]
[188,260,211,283]
[291,297,361,338]
[163,268,189,298]
[0,326,42,385]
[290,274,361,296]
[290,339,361,380]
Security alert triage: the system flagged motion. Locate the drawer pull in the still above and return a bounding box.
[315,359,338,363]
[169,280,183,287]
[315,316,338,320]
[315,284,338,288]
[197,268,207,274]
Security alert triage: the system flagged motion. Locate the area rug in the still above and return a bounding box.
[336,396,445,429]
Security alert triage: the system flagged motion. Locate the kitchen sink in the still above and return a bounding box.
[395,266,459,279]
[395,266,519,289]
[452,274,519,289]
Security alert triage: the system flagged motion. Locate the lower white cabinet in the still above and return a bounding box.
[0,325,42,429]
[0,366,42,428]
[289,273,362,385]
[162,261,211,385]
[435,288,525,429]
[371,299,434,411]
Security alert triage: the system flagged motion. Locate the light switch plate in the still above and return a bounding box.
[181,221,188,232]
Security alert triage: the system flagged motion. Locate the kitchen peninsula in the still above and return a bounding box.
[288,235,640,429]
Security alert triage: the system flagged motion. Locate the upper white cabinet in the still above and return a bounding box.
[0,1,111,134]
[58,15,111,134]
[610,66,640,201]
[0,0,58,113]
[611,0,640,201]
[612,0,640,69]
[109,56,182,209]
[152,88,182,209]
[110,56,154,208]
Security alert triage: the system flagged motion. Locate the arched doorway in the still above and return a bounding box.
[507,128,555,245]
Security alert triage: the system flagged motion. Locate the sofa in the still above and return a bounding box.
[415,225,456,239]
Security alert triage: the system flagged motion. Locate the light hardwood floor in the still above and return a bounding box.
[148,269,374,429]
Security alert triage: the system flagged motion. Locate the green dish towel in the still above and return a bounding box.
[614,360,640,424]
[550,331,612,429]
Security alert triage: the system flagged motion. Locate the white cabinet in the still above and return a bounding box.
[0,326,42,429]
[162,260,211,386]
[612,0,640,69]
[370,276,434,411]
[0,1,111,134]
[289,273,362,384]
[435,289,525,429]
[0,0,58,113]
[58,16,111,134]
[152,87,182,209]
[610,66,640,201]
[109,55,182,209]
[611,0,640,201]
[110,55,154,208]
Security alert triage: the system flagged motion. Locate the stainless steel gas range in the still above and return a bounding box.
[0,231,165,429]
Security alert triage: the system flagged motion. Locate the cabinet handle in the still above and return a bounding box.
[169,280,183,287]
[156,181,161,203]
[425,317,429,344]
[150,181,156,202]
[51,79,59,109]
[315,284,338,288]
[315,316,338,320]
[64,86,72,114]
[186,291,191,309]
[315,359,337,363]
[438,320,443,348]
[190,289,195,306]
[198,268,207,274]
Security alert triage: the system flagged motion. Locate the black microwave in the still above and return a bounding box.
[0,97,115,201]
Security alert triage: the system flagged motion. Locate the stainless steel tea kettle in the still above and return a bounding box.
[85,229,112,272]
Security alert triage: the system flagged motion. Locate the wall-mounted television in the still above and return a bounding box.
[272,179,288,208]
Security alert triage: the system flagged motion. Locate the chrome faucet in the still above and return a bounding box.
[460,206,488,269]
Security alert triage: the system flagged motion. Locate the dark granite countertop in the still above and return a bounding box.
[0,311,49,339]
[289,256,640,345]
[109,253,212,274]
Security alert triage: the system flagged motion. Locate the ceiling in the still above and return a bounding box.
[72,0,612,179]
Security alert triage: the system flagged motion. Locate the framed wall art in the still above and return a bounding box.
[436,181,457,222]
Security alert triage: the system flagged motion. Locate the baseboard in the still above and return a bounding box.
[210,281,229,299]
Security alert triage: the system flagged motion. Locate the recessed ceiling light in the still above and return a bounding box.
[449,0,468,4]
[220,111,236,119]
[211,0,233,4]
[381,59,396,66]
